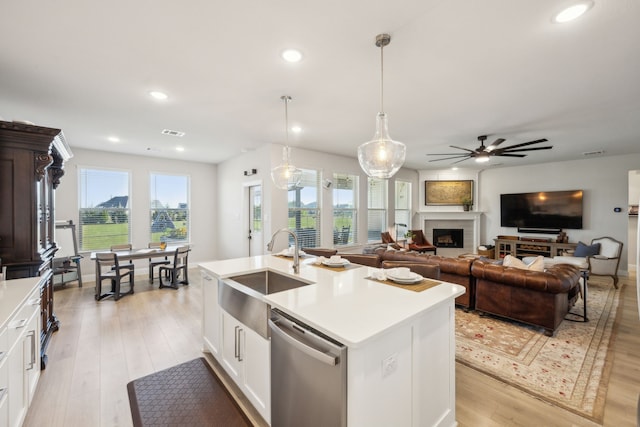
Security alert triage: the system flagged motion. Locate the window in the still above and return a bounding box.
[288,169,320,248]
[332,173,358,245]
[367,177,388,242]
[395,180,412,239]
[150,173,190,243]
[78,168,130,251]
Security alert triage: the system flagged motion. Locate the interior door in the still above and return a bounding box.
[248,185,262,256]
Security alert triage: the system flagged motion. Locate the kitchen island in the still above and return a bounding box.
[199,255,465,427]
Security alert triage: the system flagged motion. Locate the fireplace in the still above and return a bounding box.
[433,228,464,248]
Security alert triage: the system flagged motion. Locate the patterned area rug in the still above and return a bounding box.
[455,278,621,423]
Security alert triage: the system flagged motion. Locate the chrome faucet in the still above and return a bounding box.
[267,228,300,273]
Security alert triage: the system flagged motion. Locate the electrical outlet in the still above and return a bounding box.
[382,353,398,378]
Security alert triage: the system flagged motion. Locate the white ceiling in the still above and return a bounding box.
[1,0,639,170]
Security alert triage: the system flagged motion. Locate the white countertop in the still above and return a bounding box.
[199,255,465,348]
[0,277,42,329]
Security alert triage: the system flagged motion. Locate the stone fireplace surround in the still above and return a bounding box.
[417,211,482,255]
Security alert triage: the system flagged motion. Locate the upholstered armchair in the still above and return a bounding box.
[408,230,437,254]
[380,231,401,250]
[554,236,623,288]
[587,236,623,288]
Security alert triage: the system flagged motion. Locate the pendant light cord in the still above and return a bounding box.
[380,41,384,113]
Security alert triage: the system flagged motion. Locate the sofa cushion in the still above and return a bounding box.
[503,255,544,272]
[574,241,601,257]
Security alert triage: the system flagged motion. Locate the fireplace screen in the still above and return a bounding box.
[433,228,463,248]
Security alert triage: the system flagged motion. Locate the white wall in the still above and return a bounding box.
[55,148,217,275]
[477,153,640,275]
[628,169,640,272]
[215,144,419,259]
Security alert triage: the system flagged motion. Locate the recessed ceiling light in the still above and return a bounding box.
[291,126,302,133]
[281,49,303,63]
[451,167,458,171]
[149,91,168,100]
[553,1,593,23]
[107,136,120,143]
[176,146,185,152]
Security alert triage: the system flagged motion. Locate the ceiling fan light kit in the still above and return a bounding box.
[427,134,553,165]
[357,33,406,179]
[271,95,303,190]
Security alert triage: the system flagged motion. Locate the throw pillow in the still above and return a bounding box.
[574,241,601,257]
[479,256,503,265]
[503,255,544,272]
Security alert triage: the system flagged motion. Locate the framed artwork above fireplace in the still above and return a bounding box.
[424,180,473,205]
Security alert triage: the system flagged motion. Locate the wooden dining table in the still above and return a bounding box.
[90,246,181,289]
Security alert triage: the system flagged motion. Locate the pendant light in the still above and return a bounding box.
[357,33,406,179]
[271,95,303,190]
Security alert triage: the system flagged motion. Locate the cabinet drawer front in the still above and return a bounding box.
[0,327,7,357]
[7,297,40,350]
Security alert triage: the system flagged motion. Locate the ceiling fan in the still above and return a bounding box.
[426,135,552,164]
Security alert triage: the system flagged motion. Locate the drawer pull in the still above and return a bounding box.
[0,388,7,402]
[28,298,42,306]
[26,331,36,370]
[0,351,5,363]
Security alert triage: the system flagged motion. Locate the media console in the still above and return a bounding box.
[494,238,577,260]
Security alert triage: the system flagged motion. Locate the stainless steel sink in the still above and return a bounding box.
[228,270,311,295]
[219,270,312,338]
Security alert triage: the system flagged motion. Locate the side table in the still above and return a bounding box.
[566,269,589,322]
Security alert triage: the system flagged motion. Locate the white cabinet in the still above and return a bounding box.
[220,310,270,424]
[201,268,270,424]
[201,272,220,358]
[5,287,40,427]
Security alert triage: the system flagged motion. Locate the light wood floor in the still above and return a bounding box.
[24,273,639,427]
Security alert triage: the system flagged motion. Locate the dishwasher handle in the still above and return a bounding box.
[269,318,339,366]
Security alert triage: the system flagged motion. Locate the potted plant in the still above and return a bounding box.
[404,230,415,244]
[461,196,473,211]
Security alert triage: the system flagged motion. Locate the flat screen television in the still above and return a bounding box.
[500,190,583,230]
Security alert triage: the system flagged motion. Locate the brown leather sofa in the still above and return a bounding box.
[339,248,475,310]
[471,260,581,336]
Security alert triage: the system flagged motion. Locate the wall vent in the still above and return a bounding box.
[161,129,185,137]
[582,149,605,156]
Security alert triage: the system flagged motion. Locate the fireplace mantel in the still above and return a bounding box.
[418,211,483,253]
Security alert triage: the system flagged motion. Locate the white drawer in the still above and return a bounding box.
[6,294,40,351]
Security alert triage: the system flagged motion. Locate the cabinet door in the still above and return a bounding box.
[24,305,41,405]
[8,334,26,427]
[202,272,220,357]
[241,326,270,423]
[220,311,242,382]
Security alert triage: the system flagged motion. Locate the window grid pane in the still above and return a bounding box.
[150,173,190,243]
[288,169,321,248]
[395,180,412,236]
[333,173,358,245]
[78,168,130,251]
[367,178,387,242]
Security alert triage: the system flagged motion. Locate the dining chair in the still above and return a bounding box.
[159,246,190,289]
[148,242,171,284]
[95,252,135,301]
[110,243,134,271]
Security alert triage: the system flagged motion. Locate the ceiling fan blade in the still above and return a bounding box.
[449,145,477,153]
[495,153,527,158]
[495,138,548,151]
[486,138,506,151]
[428,155,472,162]
[426,153,472,156]
[451,157,472,164]
[500,146,553,153]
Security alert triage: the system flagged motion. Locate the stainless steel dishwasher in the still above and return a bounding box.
[269,309,347,427]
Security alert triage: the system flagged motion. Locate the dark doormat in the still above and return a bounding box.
[127,357,252,427]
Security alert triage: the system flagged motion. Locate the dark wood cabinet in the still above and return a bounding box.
[0,120,72,368]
